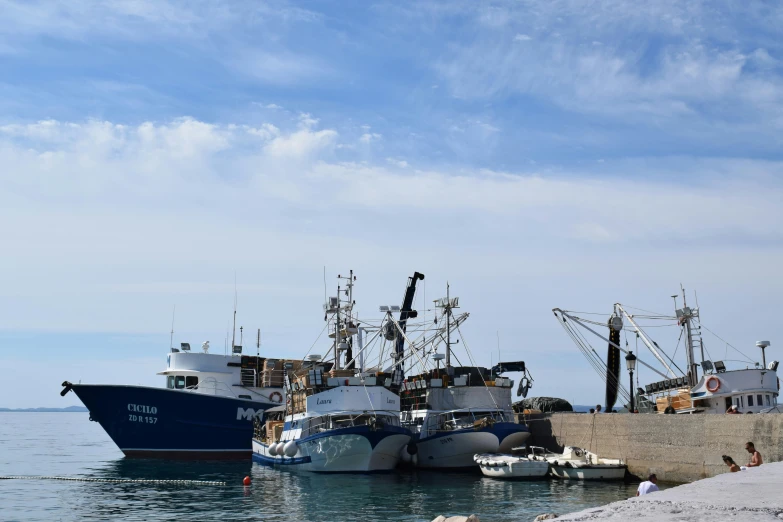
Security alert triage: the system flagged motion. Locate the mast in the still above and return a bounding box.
[446,282,451,369]
[345,270,355,369]
[231,278,237,356]
[335,282,341,371]
[434,282,458,372]
[678,286,699,386]
[169,305,175,352]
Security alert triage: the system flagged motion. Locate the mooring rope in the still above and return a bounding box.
[0,476,226,486]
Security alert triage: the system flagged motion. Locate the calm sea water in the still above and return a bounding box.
[0,413,655,522]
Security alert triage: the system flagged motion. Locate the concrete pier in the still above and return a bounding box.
[553,461,783,521]
[526,412,783,483]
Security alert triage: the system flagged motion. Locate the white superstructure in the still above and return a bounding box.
[157,347,285,404]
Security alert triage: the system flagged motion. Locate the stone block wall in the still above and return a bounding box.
[524,412,783,483]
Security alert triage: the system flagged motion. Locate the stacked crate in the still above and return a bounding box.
[265,420,284,443]
[328,369,356,378]
[262,359,284,388]
[262,359,306,387]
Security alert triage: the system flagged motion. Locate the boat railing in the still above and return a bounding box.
[423,408,509,434]
[299,411,400,438]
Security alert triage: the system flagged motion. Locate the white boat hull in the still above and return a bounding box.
[411,430,499,469]
[252,430,410,472]
[498,430,530,453]
[476,455,549,480]
[549,464,626,480]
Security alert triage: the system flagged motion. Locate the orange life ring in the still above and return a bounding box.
[270,391,283,403]
[706,376,720,393]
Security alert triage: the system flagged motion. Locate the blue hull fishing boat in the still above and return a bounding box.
[62,333,294,459]
[65,382,276,459]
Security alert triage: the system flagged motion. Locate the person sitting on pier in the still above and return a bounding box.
[636,474,659,496]
[722,455,741,472]
[745,442,763,467]
[595,405,602,414]
[725,405,740,414]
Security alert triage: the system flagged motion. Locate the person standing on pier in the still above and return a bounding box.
[636,474,659,496]
[745,442,763,467]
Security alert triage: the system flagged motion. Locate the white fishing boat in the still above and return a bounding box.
[531,446,626,480]
[396,284,531,469]
[474,452,549,479]
[251,271,411,472]
[553,286,779,414]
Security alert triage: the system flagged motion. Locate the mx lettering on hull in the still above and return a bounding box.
[237,408,264,421]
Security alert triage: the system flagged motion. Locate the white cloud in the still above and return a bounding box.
[2,115,783,409]
[236,50,330,86]
[386,157,409,168]
[265,128,338,157]
[428,1,783,125]
[359,132,382,144]
[246,123,280,140]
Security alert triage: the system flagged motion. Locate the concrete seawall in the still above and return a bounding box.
[525,412,783,483]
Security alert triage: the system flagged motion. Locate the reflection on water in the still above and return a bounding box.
[0,414,660,522]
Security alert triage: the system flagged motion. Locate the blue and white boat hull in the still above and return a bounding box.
[70,384,276,459]
[252,425,411,472]
[406,422,530,469]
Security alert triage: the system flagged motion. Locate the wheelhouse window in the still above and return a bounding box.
[757,394,763,407]
[186,376,198,389]
[167,376,175,389]
[748,395,754,407]
[175,376,186,389]
[766,395,771,406]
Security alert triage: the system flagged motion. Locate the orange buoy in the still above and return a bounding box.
[243,476,251,486]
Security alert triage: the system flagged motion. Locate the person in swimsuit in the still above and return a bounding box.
[745,442,763,467]
[722,455,741,472]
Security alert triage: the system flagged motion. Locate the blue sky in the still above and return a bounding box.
[1,1,782,408]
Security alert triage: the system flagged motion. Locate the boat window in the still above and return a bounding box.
[167,376,175,389]
[757,395,763,407]
[175,376,186,389]
[747,395,754,407]
[186,376,198,389]
[766,395,771,406]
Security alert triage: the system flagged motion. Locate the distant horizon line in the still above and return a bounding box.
[0,406,88,412]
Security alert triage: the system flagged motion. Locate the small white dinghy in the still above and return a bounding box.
[474,453,550,480]
[531,446,626,481]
